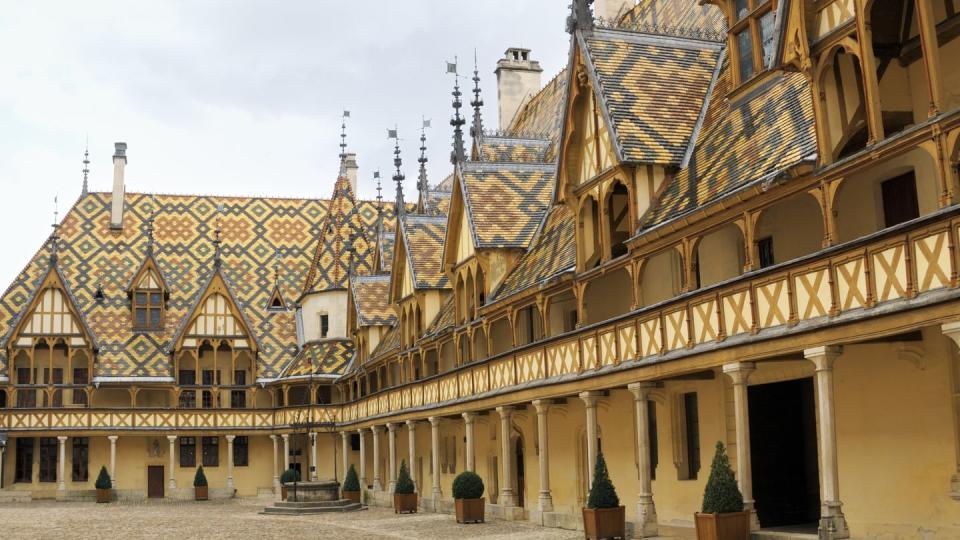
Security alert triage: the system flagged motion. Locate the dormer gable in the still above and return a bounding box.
[173,271,258,353]
[388,228,416,305]
[126,255,168,331]
[441,172,477,273]
[8,266,95,350]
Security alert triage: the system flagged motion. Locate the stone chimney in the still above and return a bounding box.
[495,48,543,131]
[343,152,359,195]
[594,0,635,22]
[110,142,127,230]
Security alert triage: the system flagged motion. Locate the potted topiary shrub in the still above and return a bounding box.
[342,464,361,504]
[582,453,625,540]
[695,442,749,540]
[393,460,417,514]
[194,465,208,501]
[95,466,112,503]
[280,468,300,501]
[452,470,485,524]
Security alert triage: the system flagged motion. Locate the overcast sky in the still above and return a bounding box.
[0,1,570,287]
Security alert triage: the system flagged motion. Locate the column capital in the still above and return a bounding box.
[269,434,278,441]
[371,424,383,434]
[280,433,290,441]
[57,435,68,442]
[627,381,658,400]
[386,422,397,433]
[225,434,236,442]
[579,390,602,408]
[532,399,550,414]
[356,428,365,435]
[340,431,349,440]
[107,435,119,442]
[428,416,442,426]
[722,361,757,384]
[167,435,178,442]
[461,411,477,423]
[494,406,514,419]
[804,345,843,371]
[405,419,418,429]
[942,321,960,347]
[309,431,317,440]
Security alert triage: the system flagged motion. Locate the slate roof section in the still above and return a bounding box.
[479,137,552,164]
[400,215,450,289]
[643,64,818,228]
[616,0,727,39]
[0,191,395,380]
[460,162,555,249]
[581,29,721,165]
[494,204,576,301]
[281,339,355,378]
[350,274,396,327]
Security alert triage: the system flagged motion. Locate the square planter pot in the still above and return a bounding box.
[582,506,626,540]
[694,511,750,540]
[343,490,361,504]
[195,486,208,501]
[394,493,418,514]
[281,486,288,501]
[96,488,111,503]
[455,498,485,523]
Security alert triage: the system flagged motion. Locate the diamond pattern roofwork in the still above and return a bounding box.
[616,0,727,39]
[494,204,576,301]
[376,232,395,274]
[479,137,552,164]
[350,274,396,327]
[506,68,568,148]
[281,339,355,378]
[460,162,555,249]
[400,215,449,289]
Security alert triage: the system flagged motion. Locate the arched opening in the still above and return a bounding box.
[867,0,927,139]
[458,334,472,365]
[605,181,631,259]
[514,435,526,508]
[582,267,632,325]
[472,327,488,361]
[439,341,456,373]
[640,249,684,307]
[465,271,476,322]
[579,196,601,269]
[755,193,824,267]
[835,147,939,242]
[455,276,466,324]
[489,317,513,356]
[476,266,487,309]
[694,223,745,288]
[288,385,311,405]
[515,305,543,346]
[819,47,869,160]
[90,388,132,408]
[546,290,578,337]
[136,389,171,408]
[934,6,960,112]
[255,389,274,408]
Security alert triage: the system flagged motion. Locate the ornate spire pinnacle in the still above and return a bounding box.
[145,207,156,256]
[338,110,350,176]
[567,0,595,34]
[389,128,406,218]
[448,57,466,165]
[81,142,90,197]
[470,50,484,143]
[374,169,384,232]
[418,118,431,214]
[213,204,224,269]
[48,196,60,264]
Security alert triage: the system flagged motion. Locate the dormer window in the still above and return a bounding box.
[132,270,164,330]
[730,0,776,85]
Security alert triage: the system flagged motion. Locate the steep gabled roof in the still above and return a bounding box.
[280,339,354,379]
[460,162,555,249]
[350,274,396,327]
[478,137,553,164]
[170,265,262,353]
[397,214,450,290]
[494,204,576,301]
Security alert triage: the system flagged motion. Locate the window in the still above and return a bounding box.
[231,370,246,408]
[319,314,330,338]
[881,172,920,228]
[133,287,163,330]
[179,390,197,408]
[730,0,776,84]
[202,436,219,467]
[758,236,775,269]
[180,437,196,467]
[234,436,249,467]
[648,400,658,481]
[72,368,88,406]
[179,369,196,385]
[72,437,89,482]
[679,392,701,480]
[39,437,57,482]
[15,438,34,483]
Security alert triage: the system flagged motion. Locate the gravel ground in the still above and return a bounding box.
[0,499,586,539]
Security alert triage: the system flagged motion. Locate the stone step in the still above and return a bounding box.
[274,499,355,508]
[260,503,364,515]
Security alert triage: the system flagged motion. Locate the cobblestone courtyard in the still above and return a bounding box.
[0,499,585,539]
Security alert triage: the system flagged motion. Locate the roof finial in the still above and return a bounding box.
[81,141,90,197]
[338,110,350,169]
[48,196,61,264]
[567,0,595,34]
[389,127,406,218]
[447,57,466,165]
[145,203,156,256]
[273,249,282,285]
[213,203,224,268]
[470,49,484,144]
[418,118,431,214]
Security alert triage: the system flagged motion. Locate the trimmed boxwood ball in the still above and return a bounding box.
[95,466,112,490]
[586,452,620,509]
[394,460,415,494]
[194,465,208,487]
[701,441,744,514]
[343,464,360,492]
[452,471,484,500]
[280,468,300,484]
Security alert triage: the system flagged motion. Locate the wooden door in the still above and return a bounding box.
[147,466,164,498]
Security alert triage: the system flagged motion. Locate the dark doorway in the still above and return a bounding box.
[147,465,164,498]
[749,377,820,529]
[515,438,525,508]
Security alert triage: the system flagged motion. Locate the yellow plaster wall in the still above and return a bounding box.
[697,225,744,287]
[755,194,823,265]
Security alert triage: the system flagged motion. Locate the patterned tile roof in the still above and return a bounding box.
[400,215,450,289]
[460,162,555,249]
[479,137,552,164]
[376,232,396,274]
[582,29,721,165]
[424,189,452,216]
[616,0,727,39]
[507,68,568,147]
[350,274,396,327]
[643,64,817,227]
[281,339,354,378]
[495,204,576,301]
[0,190,395,380]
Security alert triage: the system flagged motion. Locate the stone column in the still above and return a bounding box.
[167,435,178,490]
[309,432,318,482]
[462,412,476,472]
[722,362,759,530]
[108,435,118,488]
[804,346,850,539]
[281,433,290,472]
[429,416,442,501]
[495,406,516,506]
[940,322,960,498]
[269,435,280,490]
[340,432,350,481]
[371,425,383,491]
[225,435,235,491]
[628,383,659,537]
[579,392,600,486]
[532,400,553,513]
[0,447,5,489]
[387,423,398,493]
[357,429,367,489]
[57,436,67,492]
[406,420,418,493]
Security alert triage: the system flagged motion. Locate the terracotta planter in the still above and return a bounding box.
[582,506,626,540]
[96,488,111,503]
[694,511,750,540]
[281,486,288,500]
[343,490,361,504]
[394,492,418,514]
[195,486,208,501]
[455,497,485,523]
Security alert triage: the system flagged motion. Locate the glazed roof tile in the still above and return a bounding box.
[282,339,355,378]
[350,274,396,327]
[495,204,576,301]
[460,162,555,249]
[400,215,449,289]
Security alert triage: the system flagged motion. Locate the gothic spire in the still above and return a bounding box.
[417,118,430,214]
[145,207,156,256]
[374,169,384,232]
[48,196,60,265]
[212,204,224,269]
[338,110,350,177]
[566,0,595,34]
[81,143,90,197]
[389,128,406,218]
[470,50,484,144]
[448,58,466,165]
